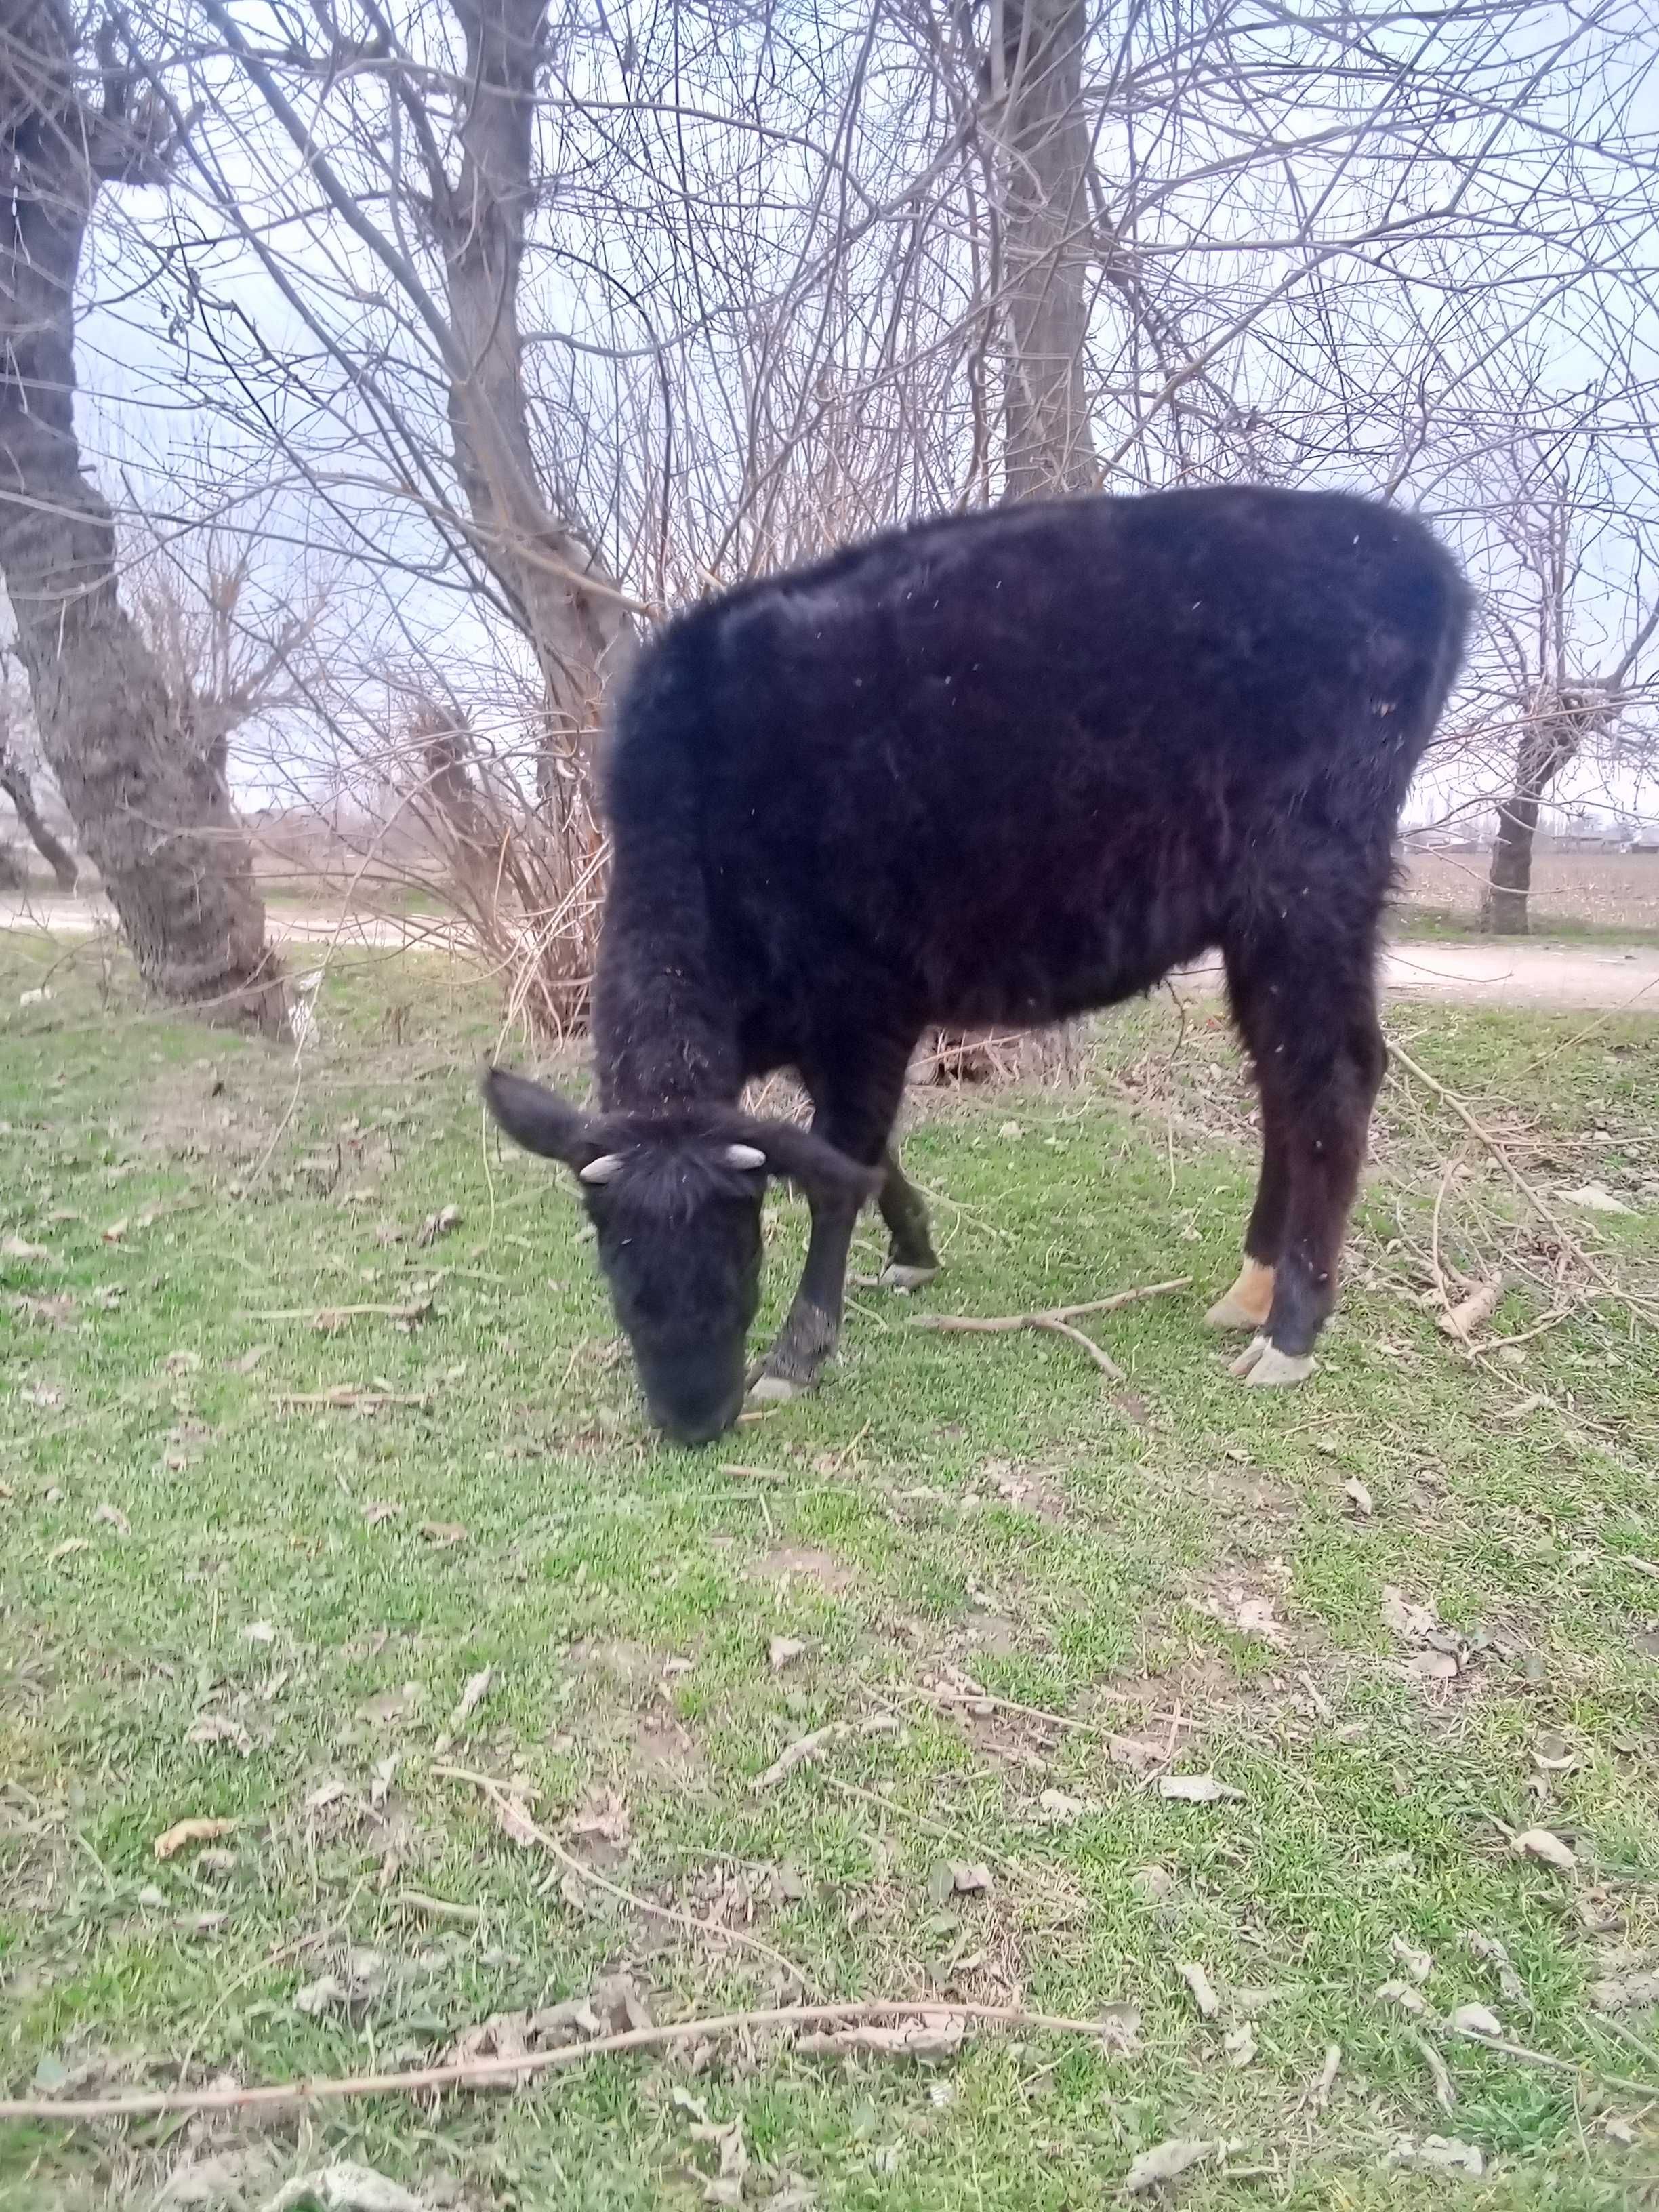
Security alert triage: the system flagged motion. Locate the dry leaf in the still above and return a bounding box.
[1390,1933,1433,1984]
[363,1500,401,1526]
[1124,2139,1218,2194]
[306,1779,348,1813]
[1099,2001,1141,2055]
[1344,1477,1374,1517]
[1437,1275,1504,1342]
[230,1344,270,1374]
[1179,1962,1220,2019]
[1301,2043,1342,2112]
[92,1502,130,1538]
[1158,1774,1243,1804]
[1385,2136,1483,2179]
[47,1538,88,1563]
[1411,1650,1460,1681]
[434,1665,493,1754]
[1532,1729,1577,1774]
[293,1973,348,2018]
[1591,1969,1659,2013]
[243,1620,277,1644]
[492,1791,540,1849]
[153,1816,237,1861]
[1224,2022,1258,2067]
[417,1519,467,1549]
[1511,1827,1576,1875]
[1465,1931,1528,2009]
[101,1219,129,1244]
[768,1635,806,1671]
[188,1713,253,1757]
[20,1382,64,1409]
[417,1203,464,1246]
[165,1348,202,1376]
[1560,1183,1635,1216]
[1038,1788,1087,1826]
[1376,1980,1429,2015]
[265,2160,426,2211]
[2,1234,49,1260]
[1448,2003,1502,2039]
[1416,2031,1458,2112]
[566,1790,631,1850]
[1381,1585,1438,1641]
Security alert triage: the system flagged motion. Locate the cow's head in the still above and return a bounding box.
[482,1068,878,1446]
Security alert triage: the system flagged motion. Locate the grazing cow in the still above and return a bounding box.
[486,485,1469,1443]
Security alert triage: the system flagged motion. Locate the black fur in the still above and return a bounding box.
[487,485,1470,1441]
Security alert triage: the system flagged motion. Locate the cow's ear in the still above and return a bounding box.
[481,1067,604,1172]
[741,1120,883,1207]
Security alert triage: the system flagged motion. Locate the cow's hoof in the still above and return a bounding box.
[1204,1259,1275,1332]
[747,1373,806,1406]
[1229,1333,1315,1387]
[877,1262,939,1293]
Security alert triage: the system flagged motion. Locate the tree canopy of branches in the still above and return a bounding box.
[28,0,1659,1004]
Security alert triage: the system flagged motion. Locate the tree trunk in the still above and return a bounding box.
[0,8,287,1033]
[1480,694,1595,937]
[998,0,1098,501]
[435,0,635,828]
[1481,785,1542,935]
[0,749,78,891]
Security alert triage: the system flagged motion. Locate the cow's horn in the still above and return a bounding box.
[579,1152,626,1185]
[724,1143,766,1170]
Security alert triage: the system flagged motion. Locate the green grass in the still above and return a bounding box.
[3,932,1658,2209]
[1393,903,1659,950]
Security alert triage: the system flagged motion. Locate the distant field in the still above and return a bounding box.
[1401,850,1659,939]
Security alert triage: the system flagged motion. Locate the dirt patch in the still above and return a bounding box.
[747,1546,857,1595]
[567,1639,661,1694]
[1188,1459,1302,1526]
[135,1067,275,1165]
[628,1706,706,1783]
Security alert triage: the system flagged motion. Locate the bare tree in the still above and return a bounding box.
[0,651,78,891]
[995,0,1098,501]
[0,3,287,1031]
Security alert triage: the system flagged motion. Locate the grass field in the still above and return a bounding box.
[1400,853,1659,944]
[3,933,1658,2211]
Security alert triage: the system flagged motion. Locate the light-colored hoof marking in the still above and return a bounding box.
[1204,1258,1275,1331]
[747,1374,804,1406]
[1229,1332,1315,1387]
[877,1262,939,1294]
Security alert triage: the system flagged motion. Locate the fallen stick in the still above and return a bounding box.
[273,1388,431,1412]
[908,1277,1189,1384]
[752,1714,903,1793]
[249,1301,432,1326]
[435,1768,801,1985]
[0,2000,1113,2126]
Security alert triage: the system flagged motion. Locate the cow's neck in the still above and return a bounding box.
[592,918,741,1116]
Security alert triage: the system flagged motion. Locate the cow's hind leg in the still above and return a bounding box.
[1205,1076,1288,1331]
[876,1149,939,1290]
[1221,926,1386,1387]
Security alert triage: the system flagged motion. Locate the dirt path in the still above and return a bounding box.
[5,895,1659,1013]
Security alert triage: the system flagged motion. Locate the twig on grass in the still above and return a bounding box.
[250,1300,432,1327]
[908,1278,1190,1385]
[752,1714,903,1793]
[0,1999,1119,2126]
[434,1767,803,1985]
[1390,1044,1659,1328]
[273,1387,431,1412]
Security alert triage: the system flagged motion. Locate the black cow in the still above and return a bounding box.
[486,485,1469,1443]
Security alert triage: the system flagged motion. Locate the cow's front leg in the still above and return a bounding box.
[747,1193,860,1404]
[747,1035,914,1406]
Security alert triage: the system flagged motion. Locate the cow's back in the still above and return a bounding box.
[605,487,1469,1038]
